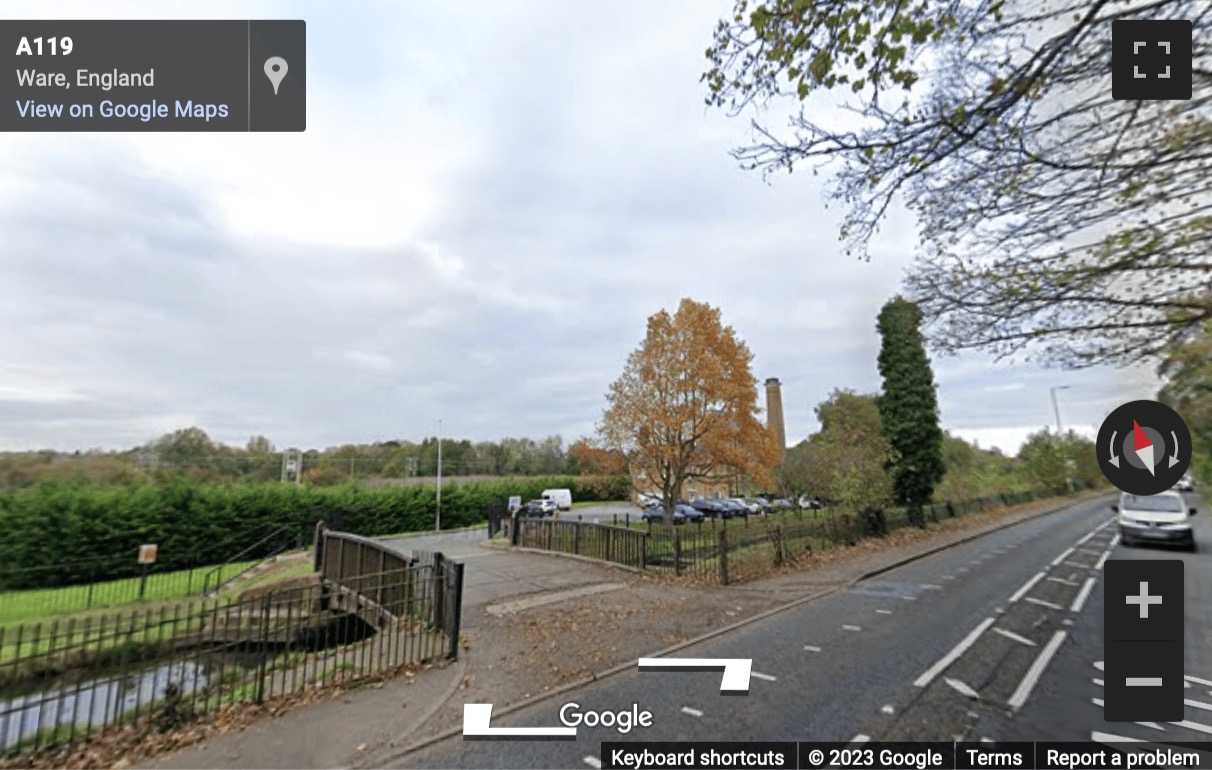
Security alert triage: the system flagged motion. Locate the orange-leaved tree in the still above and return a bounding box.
[598,298,780,522]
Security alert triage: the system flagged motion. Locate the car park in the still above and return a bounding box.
[1114,490,1196,551]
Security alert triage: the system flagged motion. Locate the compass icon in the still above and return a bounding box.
[1097,400,1191,495]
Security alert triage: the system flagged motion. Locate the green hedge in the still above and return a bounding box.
[0,475,630,589]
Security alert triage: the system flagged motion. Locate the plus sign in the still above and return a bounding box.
[1126,581,1163,619]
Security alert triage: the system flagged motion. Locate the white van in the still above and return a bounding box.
[541,488,573,511]
[1114,490,1197,551]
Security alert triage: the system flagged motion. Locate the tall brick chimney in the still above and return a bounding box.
[765,378,786,463]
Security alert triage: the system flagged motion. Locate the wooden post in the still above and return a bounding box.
[718,528,729,585]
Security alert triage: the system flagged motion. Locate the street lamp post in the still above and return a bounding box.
[1049,386,1070,434]
[436,419,443,532]
[1049,386,1071,492]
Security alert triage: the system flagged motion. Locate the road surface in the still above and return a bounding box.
[380,493,1212,769]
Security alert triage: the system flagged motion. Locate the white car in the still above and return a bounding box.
[1115,490,1197,551]
[1177,474,1195,492]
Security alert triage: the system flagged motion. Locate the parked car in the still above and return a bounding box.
[642,503,704,525]
[690,498,726,518]
[729,498,760,515]
[519,498,558,517]
[748,498,773,513]
[1114,490,1196,551]
[1177,475,1196,492]
[718,499,749,517]
[797,496,823,510]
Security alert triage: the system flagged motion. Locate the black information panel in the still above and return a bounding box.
[597,742,1212,770]
[1103,559,1185,722]
[1,20,305,131]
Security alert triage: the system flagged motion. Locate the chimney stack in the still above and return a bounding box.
[765,378,786,463]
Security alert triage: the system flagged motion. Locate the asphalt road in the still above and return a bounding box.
[384,493,1212,769]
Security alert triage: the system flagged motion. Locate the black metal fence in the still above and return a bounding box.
[503,490,1063,585]
[0,533,464,757]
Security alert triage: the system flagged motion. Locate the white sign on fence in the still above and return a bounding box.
[138,544,158,564]
[508,496,522,513]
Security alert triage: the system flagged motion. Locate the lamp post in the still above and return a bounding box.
[1049,386,1071,492]
[1049,386,1070,434]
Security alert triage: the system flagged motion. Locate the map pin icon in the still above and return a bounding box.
[264,57,288,95]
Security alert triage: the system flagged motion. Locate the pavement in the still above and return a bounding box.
[140,491,1212,769]
[383,492,1212,769]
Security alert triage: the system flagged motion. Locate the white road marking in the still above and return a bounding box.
[946,677,980,698]
[1008,630,1067,710]
[752,672,777,681]
[1009,572,1045,603]
[1110,534,1121,547]
[851,734,870,744]
[1063,619,1074,626]
[993,627,1037,646]
[583,756,602,768]
[881,704,894,714]
[1092,731,1143,743]
[1095,661,1105,671]
[1095,551,1112,570]
[921,584,943,590]
[958,567,970,573]
[1047,577,1079,586]
[1076,530,1096,546]
[942,575,955,581]
[981,738,994,744]
[1186,675,1212,687]
[1185,698,1212,712]
[1071,577,1096,612]
[1089,698,1164,729]
[804,645,821,652]
[901,595,916,601]
[1077,548,1103,556]
[1051,547,1075,566]
[681,707,703,717]
[843,625,862,631]
[1171,720,1212,735]
[876,609,892,615]
[1025,597,1064,610]
[1095,678,1104,686]
[914,617,996,687]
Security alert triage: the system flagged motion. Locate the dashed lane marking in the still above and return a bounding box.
[945,677,980,699]
[1025,597,1064,610]
[851,734,870,744]
[1008,630,1067,710]
[1092,731,1143,743]
[1185,699,1212,712]
[881,704,894,714]
[1091,699,1166,730]
[1096,551,1112,570]
[1071,577,1096,613]
[584,756,602,768]
[753,672,777,682]
[1051,547,1075,566]
[993,627,1037,646]
[1095,661,1105,672]
[876,609,892,614]
[681,707,703,717]
[914,617,996,687]
[921,584,943,590]
[1095,678,1104,686]
[843,625,862,631]
[942,575,955,581]
[1009,572,1045,603]
[1172,720,1212,735]
[1047,577,1079,586]
[804,645,821,652]
[1187,675,1212,687]
[1076,531,1096,546]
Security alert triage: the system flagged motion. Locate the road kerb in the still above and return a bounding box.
[374,493,1104,764]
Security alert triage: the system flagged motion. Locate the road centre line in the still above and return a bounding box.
[914,617,996,687]
[752,672,777,681]
[843,625,862,631]
[681,707,703,717]
[1173,720,1212,735]
[1071,578,1096,612]
[1009,572,1045,603]
[1051,547,1076,566]
[804,645,821,652]
[993,627,1037,646]
[1025,597,1064,610]
[1076,531,1096,546]
[851,734,870,744]
[1009,630,1067,710]
[877,609,892,614]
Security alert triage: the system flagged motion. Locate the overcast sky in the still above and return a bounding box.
[0,0,1160,456]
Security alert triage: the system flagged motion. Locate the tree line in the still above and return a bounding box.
[0,431,620,489]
